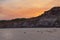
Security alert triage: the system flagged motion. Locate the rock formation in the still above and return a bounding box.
[0,7,60,28]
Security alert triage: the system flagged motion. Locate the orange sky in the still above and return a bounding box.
[0,0,60,20]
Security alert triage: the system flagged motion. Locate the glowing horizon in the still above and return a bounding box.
[0,0,60,20]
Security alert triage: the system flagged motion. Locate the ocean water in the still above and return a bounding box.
[0,28,60,40]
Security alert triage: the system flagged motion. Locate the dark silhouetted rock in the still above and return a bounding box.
[0,7,60,28]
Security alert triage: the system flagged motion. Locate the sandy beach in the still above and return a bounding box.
[0,28,60,40]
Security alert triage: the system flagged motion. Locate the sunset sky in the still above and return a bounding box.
[0,0,60,20]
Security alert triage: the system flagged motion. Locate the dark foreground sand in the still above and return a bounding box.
[0,28,60,40]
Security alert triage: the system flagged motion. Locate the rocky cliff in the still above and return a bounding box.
[0,7,60,28]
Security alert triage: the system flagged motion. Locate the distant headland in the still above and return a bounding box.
[0,7,60,28]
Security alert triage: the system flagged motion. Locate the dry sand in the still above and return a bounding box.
[0,28,60,40]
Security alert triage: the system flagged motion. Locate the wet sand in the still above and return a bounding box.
[0,28,60,40]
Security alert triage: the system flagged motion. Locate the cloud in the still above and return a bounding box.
[0,7,45,20]
[1,0,53,8]
[0,0,60,20]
